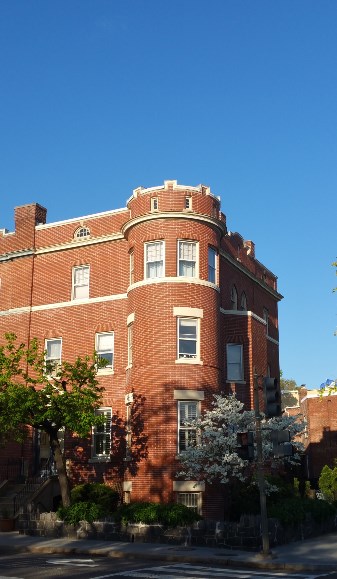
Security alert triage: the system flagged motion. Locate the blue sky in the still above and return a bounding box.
[0,0,336,388]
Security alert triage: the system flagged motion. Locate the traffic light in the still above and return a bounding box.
[271,430,293,458]
[263,377,281,417]
[237,431,254,461]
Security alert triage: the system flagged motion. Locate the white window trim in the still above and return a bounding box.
[74,226,90,239]
[226,343,244,382]
[185,197,192,210]
[91,407,112,461]
[144,240,165,279]
[176,317,201,364]
[177,240,199,278]
[72,265,90,301]
[96,332,114,374]
[45,338,62,376]
[174,390,204,401]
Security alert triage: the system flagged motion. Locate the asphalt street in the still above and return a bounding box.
[1,554,337,579]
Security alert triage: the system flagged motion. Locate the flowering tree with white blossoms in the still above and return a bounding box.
[178,394,305,485]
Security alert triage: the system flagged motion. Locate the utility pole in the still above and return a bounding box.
[253,369,270,556]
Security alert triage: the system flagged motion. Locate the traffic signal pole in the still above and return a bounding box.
[254,370,270,556]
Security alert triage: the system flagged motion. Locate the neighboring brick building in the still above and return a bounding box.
[286,387,337,484]
[0,180,282,518]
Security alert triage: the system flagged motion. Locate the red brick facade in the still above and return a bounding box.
[0,180,282,518]
[287,388,337,483]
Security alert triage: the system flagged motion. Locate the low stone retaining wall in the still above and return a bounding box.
[17,507,337,549]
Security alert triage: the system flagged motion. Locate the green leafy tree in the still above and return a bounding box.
[318,464,337,503]
[280,371,302,408]
[0,333,105,507]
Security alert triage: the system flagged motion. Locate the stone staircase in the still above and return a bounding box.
[0,482,26,518]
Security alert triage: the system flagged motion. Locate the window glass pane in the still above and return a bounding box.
[208,247,216,283]
[97,334,113,351]
[178,319,197,358]
[74,267,89,285]
[74,285,89,299]
[228,344,241,364]
[46,340,61,359]
[227,344,243,381]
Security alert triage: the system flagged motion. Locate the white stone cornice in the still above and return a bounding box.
[0,249,34,262]
[0,293,127,317]
[127,276,220,293]
[36,207,126,229]
[0,306,31,317]
[267,335,280,346]
[121,211,227,237]
[220,308,266,325]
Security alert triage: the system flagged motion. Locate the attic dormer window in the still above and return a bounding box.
[75,227,90,239]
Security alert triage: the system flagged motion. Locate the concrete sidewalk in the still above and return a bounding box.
[0,531,337,573]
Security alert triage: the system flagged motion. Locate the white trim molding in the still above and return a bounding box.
[220,308,266,325]
[173,307,203,318]
[128,277,220,293]
[173,481,205,492]
[174,390,204,401]
[122,211,226,237]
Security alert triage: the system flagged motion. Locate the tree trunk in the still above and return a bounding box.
[49,430,71,507]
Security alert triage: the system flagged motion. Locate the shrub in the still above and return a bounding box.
[268,497,336,526]
[70,483,119,512]
[114,502,201,526]
[57,502,103,525]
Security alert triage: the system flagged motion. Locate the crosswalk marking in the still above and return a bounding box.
[47,557,98,567]
[90,562,325,579]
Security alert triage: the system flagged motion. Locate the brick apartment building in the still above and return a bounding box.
[0,180,282,518]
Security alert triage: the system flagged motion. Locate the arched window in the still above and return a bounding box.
[231,286,238,310]
[74,227,90,239]
[240,292,247,311]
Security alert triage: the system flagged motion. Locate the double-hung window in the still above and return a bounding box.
[178,400,199,452]
[45,338,62,375]
[178,241,197,277]
[177,493,201,513]
[178,318,198,359]
[226,343,243,381]
[96,332,114,370]
[72,266,89,300]
[145,241,164,279]
[208,247,217,283]
[130,250,134,285]
[128,324,133,366]
[92,408,112,458]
